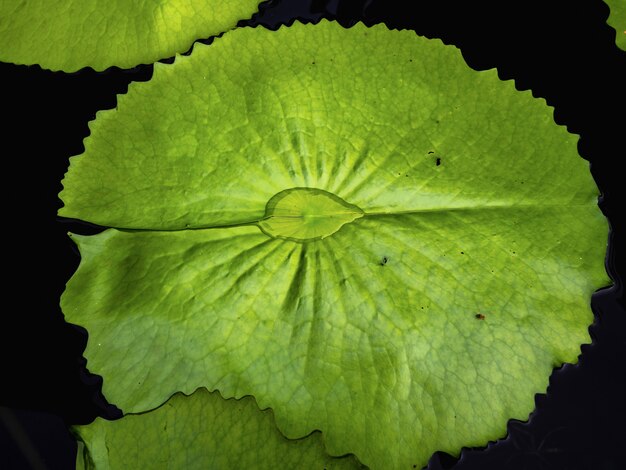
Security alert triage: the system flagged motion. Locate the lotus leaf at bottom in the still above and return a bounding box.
[74,388,362,469]
[60,22,609,469]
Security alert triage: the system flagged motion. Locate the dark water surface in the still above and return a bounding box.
[1,0,624,469]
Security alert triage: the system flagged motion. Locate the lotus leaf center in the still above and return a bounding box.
[258,188,364,242]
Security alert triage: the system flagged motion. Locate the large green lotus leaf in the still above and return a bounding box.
[0,0,261,71]
[74,388,362,469]
[60,21,609,469]
[606,0,626,50]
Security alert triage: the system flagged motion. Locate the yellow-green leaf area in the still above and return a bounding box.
[60,21,610,469]
[0,0,262,71]
[605,0,626,50]
[74,388,362,469]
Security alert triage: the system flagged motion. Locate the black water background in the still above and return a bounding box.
[1,0,624,469]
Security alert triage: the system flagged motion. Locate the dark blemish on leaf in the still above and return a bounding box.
[436,157,441,166]
[380,256,388,266]
[460,251,464,254]
[428,150,434,154]
[311,61,316,65]
[475,313,485,320]
[405,174,409,177]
